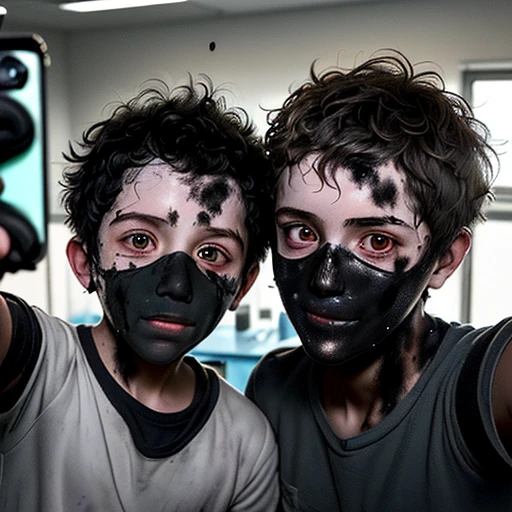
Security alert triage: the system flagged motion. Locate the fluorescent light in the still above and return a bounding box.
[59,0,186,13]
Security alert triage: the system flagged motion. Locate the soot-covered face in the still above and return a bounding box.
[94,161,249,365]
[273,156,436,366]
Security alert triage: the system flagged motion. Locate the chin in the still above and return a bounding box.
[302,336,382,369]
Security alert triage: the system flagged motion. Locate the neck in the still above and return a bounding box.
[320,305,438,438]
[91,319,196,413]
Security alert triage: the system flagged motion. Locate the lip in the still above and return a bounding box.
[305,310,358,327]
[143,315,195,333]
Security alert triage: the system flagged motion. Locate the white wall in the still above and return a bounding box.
[4,0,512,326]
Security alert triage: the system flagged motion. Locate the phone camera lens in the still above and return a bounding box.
[0,56,28,91]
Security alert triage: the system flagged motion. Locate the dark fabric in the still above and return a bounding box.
[246,317,512,512]
[456,317,512,478]
[78,325,219,458]
[0,292,41,410]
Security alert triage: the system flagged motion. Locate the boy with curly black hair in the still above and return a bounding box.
[0,78,278,511]
[247,51,512,511]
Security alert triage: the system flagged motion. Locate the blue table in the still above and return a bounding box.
[190,325,299,391]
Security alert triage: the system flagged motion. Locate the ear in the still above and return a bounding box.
[66,237,93,291]
[428,228,472,290]
[229,264,260,311]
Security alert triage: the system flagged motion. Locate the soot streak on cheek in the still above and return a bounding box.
[394,257,409,273]
[207,270,238,296]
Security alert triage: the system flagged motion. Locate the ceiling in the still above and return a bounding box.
[0,0,386,31]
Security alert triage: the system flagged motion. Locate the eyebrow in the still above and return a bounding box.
[205,227,246,253]
[109,212,168,227]
[343,216,413,230]
[275,207,320,224]
[109,212,245,252]
[276,208,414,231]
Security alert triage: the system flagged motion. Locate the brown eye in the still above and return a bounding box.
[298,226,317,242]
[198,246,229,265]
[131,234,150,250]
[281,223,319,251]
[369,234,392,251]
[198,247,217,262]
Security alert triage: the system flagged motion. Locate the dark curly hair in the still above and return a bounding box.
[61,77,272,273]
[265,50,496,257]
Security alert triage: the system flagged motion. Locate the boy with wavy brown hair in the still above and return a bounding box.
[247,51,512,511]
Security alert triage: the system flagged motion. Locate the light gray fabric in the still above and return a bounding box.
[0,307,279,512]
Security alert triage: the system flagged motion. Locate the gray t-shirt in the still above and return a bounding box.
[247,317,512,512]
[0,303,279,511]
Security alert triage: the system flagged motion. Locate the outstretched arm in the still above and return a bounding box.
[0,223,15,398]
[0,176,24,403]
[492,341,512,452]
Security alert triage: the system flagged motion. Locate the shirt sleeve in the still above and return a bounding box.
[456,317,512,476]
[0,292,42,411]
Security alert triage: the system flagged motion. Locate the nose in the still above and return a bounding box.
[309,245,345,296]
[156,253,193,303]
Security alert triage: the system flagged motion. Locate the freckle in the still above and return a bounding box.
[128,262,136,269]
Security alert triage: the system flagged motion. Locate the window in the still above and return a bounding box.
[460,68,512,326]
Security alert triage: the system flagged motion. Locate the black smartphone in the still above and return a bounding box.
[0,33,49,274]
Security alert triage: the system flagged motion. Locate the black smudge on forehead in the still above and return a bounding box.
[168,208,179,227]
[346,161,398,209]
[372,178,398,208]
[196,211,211,227]
[188,178,233,217]
[347,160,379,188]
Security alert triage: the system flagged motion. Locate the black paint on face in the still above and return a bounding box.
[196,211,211,227]
[372,178,398,208]
[394,256,409,273]
[273,243,435,366]
[97,252,238,365]
[168,208,179,227]
[346,160,398,209]
[188,178,232,218]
